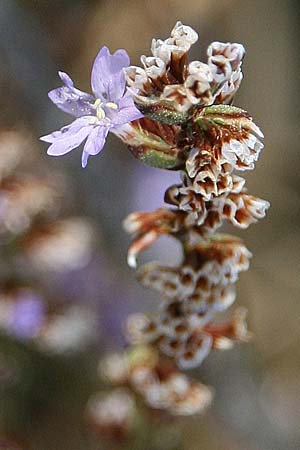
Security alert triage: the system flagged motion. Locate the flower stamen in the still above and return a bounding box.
[96,106,105,121]
[89,116,98,125]
[91,98,106,121]
[106,102,118,110]
[92,99,102,109]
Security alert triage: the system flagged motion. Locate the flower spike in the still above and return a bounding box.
[41,21,270,419]
[122,23,269,397]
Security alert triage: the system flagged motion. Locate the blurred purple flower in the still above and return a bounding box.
[9,293,45,339]
[40,47,142,167]
[130,165,180,211]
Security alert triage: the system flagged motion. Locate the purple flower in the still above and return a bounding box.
[40,47,142,167]
[8,292,45,340]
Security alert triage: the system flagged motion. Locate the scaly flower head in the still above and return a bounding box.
[40,47,142,167]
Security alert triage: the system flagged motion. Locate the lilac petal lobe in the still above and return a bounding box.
[117,90,137,109]
[40,130,62,143]
[110,93,143,127]
[41,116,91,144]
[48,87,94,118]
[111,105,143,127]
[81,151,90,168]
[91,46,130,102]
[46,128,91,156]
[45,117,93,156]
[43,116,91,140]
[113,49,130,68]
[83,125,109,156]
[48,72,94,117]
[58,71,74,87]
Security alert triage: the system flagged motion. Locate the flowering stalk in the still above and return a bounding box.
[41,20,270,434]
[120,22,269,410]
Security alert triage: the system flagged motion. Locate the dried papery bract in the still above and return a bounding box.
[0,176,59,234]
[37,305,97,354]
[86,388,137,441]
[21,217,95,272]
[96,346,213,417]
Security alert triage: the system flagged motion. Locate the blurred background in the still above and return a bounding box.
[0,0,299,449]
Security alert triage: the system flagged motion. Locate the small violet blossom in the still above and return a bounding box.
[8,293,45,340]
[40,47,142,167]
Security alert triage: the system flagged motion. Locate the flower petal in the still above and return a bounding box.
[42,117,93,156]
[83,125,109,156]
[40,130,64,143]
[41,116,91,142]
[58,71,74,87]
[48,71,94,117]
[81,150,90,169]
[110,91,143,127]
[91,46,130,102]
[81,126,109,168]
[81,151,90,168]
[46,128,91,156]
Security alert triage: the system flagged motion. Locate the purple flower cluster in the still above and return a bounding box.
[41,47,142,167]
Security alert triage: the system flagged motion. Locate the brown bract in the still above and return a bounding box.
[114,117,185,169]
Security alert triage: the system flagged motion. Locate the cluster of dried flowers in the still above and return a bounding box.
[121,21,269,410]
[41,21,269,441]
[0,130,96,353]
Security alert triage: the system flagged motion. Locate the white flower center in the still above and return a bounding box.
[90,99,118,124]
